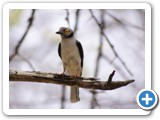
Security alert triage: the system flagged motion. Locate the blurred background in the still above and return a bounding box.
[9,9,145,109]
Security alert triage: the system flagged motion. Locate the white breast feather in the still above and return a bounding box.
[61,39,82,76]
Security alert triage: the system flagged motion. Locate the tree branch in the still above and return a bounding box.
[9,70,135,90]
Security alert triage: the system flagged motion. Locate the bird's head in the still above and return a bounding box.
[56,27,74,39]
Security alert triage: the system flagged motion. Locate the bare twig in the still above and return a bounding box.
[9,70,135,90]
[107,70,115,84]
[9,9,36,62]
[89,9,133,76]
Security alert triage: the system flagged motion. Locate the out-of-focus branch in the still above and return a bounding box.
[9,9,36,62]
[18,54,35,71]
[102,54,128,79]
[74,9,80,34]
[93,10,104,78]
[90,90,101,109]
[107,11,144,31]
[61,86,66,109]
[106,11,145,44]
[65,9,70,27]
[91,10,105,109]
[89,9,133,76]
[9,70,135,90]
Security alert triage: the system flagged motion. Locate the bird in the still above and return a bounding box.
[56,27,84,103]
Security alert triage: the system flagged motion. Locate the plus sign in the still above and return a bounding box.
[137,89,158,110]
[142,93,153,105]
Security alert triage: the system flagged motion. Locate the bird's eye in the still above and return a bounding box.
[64,29,70,35]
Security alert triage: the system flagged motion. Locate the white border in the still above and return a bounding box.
[3,3,151,115]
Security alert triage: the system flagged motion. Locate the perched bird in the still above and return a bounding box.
[56,27,84,103]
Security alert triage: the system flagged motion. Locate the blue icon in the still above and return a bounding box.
[137,89,158,110]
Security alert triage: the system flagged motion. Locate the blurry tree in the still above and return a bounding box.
[9,9,145,109]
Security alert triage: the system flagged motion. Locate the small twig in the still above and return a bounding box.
[107,70,115,84]
[9,9,36,62]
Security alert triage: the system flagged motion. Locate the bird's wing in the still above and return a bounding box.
[58,43,62,59]
[76,40,84,67]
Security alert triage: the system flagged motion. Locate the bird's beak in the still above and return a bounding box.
[56,31,62,34]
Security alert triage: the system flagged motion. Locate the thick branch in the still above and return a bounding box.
[9,70,135,90]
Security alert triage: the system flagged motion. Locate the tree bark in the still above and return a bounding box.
[9,70,135,90]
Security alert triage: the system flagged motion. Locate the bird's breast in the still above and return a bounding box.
[61,41,81,68]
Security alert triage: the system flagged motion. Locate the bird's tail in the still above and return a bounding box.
[70,86,80,103]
